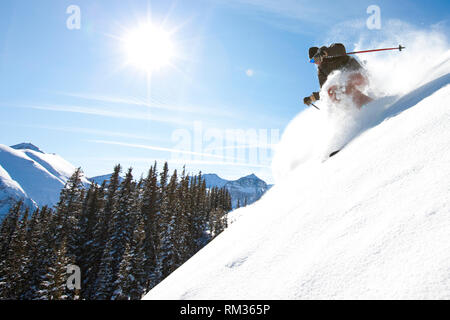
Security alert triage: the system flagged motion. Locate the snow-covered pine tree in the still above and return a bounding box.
[112,215,147,300]
[93,240,115,300]
[102,164,122,240]
[23,206,55,299]
[157,169,178,280]
[0,208,30,299]
[111,241,133,300]
[78,182,105,299]
[36,237,74,300]
[110,168,135,272]
[195,176,209,250]
[90,166,122,299]
[141,163,159,290]
[95,168,136,299]
[173,167,192,265]
[128,217,147,299]
[82,181,108,299]
[0,201,24,261]
[54,168,85,258]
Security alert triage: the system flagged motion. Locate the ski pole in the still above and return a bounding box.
[347,45,405,55]
[311,45,406,62]
[311,103,320,110]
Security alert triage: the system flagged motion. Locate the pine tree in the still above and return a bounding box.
[78,182,105,299]
[128,217,147,299]
[111,241,133,300]
[140,164,159,290]
[21,207,46,299]
[90,166,121,299]
[83,181,107,299]
[22,206,57,300]
[96,168,136,299]
[94,240,115,300]
[0,201,24,261]
[37,238,73,300]
[173,168,192,265]
[0,208,30,299]
[55,168,85,258]
[157,169,178,280]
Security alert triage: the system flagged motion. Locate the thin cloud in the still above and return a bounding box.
[18,103,188,125]
[89,140,249,163]
[217,0,317,23]
[213,0,364,34]
[81,156,271,169]
[62,92,202,113]
[60,92,235,118]
[6,123,167,143]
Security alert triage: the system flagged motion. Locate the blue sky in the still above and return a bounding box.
[0,0,449,183]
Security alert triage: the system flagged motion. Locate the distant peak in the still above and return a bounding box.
[10,143,44,154]
[235,174,266,185]
[204,173,221,178]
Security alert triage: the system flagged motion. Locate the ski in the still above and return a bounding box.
[329,150,341,158]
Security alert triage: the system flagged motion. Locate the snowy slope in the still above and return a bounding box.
[0,164,37,219]
[144,55,450,299]
[0,144,89,217]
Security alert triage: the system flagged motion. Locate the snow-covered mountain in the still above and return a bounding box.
[0,143,90,219]
[203,173,271,208]
[202,173,229,189]
[144,51,450,299]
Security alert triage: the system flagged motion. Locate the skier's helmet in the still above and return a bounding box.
[326,43,346,57]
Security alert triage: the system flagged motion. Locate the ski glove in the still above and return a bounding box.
[303,93,318,106]
[303,96,313,106]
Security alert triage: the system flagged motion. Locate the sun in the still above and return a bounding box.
[123,23,175,72]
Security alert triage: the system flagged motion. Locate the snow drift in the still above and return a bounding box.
[144,30,450,299]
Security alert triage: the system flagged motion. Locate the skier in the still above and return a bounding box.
[303,43,373,108]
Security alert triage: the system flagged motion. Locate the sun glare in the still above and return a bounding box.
[123,23,174,72]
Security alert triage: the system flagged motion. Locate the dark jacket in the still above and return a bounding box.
[313,44,362,100]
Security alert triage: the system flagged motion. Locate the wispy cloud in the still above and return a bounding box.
[80,156,271,169]
[89,140,250,163]
[59,92,235,118]
[217,0,316,22]
[15,103,188,125]
[1,122,168,143]
[214,0,364,35]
